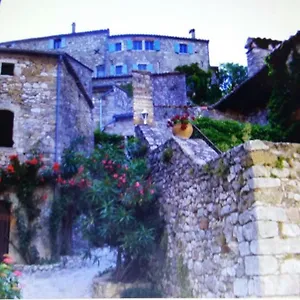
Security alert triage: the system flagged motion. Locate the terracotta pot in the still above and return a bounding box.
[172,123,193,139]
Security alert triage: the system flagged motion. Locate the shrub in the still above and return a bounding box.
[120,287,163,298]
[0,255,22,299]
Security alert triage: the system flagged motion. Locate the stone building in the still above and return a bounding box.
[0,48,94,165]
[0,26,210,78]
[210,31,300,125]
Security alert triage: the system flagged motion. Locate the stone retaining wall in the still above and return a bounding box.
[137,125,300,298]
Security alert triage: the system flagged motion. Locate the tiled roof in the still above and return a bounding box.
[0,29,110,45]
[109,33,208,42]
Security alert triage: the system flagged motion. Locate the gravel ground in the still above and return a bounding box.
[19,248,116,299]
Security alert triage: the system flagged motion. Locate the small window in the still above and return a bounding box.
[145,41,154,51]
[133,41,142,50]
[96,65,105,78]
[0,110,14,147]
[115,65,123,75]
[1,63,14,76]
[115,43,122,51]
[54,38,62,49]
[179,44,188,53]
[138,64,147,71]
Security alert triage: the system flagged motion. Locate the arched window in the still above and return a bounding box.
[0,110,14,147]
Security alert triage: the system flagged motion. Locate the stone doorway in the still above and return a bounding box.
[0,201,11,261]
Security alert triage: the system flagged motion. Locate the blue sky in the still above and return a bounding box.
[0,0,299,66]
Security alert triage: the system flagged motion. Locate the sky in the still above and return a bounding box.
[0,0,299,66]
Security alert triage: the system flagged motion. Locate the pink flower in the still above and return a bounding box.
[78,165,84,174]
[13,270,22,277]
[3,256,14,264]
[135,182,140,188]
[113,173,118,179]
[150,189,155,195]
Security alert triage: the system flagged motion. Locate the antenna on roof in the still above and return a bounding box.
[189,29,195,39]
[72,22,76,34]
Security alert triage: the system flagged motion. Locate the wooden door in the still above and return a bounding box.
[0,201,11,261]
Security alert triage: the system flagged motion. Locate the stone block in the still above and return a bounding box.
[282,223,300,237]
[243,165,270,179]
[243,222,258,241]
[245,255,278,275]
[257,220,279,238]
[233,278,248,297]
[250,238,300,255]
[239,210,255,225]
[244,140,269,151]
[271,168,290,178]
[254,206,287,222]
[281,258,300,274]
[199,217,209,230]
[239,241,250,256]
[248,178,281,189]
[286,207,300,223]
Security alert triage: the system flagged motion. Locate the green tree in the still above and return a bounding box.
[175,63,221,105]
[218,63,248,95]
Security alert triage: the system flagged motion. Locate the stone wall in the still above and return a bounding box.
[136,125,300,298]
[0,185,54,264]
[0,53,57,164]
[93,86,133,136]
[59,61,94,157]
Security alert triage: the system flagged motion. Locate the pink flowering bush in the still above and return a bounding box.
[0,255,21,299]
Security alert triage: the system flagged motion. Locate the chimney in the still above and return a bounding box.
[72,22,76,34]
[189,29,195,39]
[245,37,281,77]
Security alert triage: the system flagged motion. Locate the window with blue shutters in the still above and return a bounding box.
[53,38,65,49]
[127,40,133,50]
[48,39,54,49]
[179,44,188,53]
[145,41,154,51]
[146,64,153,72]
[96,65,105,78]
[188,44,194,54]
[174,43,180,54]
[115,42,122,51]
[133,41,142,50]
[154,40,160,51]
[115,65,123,75]
[108,44,115,52]
[123,64,128,74]
[138,64,147,71]
[132,64,138,70]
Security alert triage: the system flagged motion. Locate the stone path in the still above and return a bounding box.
[19,249,116,299]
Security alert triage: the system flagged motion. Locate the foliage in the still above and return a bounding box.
[192,117,282,152]
[266,43,300,143]
[162,148,173,164]
[119,83,133,98]
[94,129,124,146]
[175,63,221,105]
[120,287,163,298]
[0,154,54,264]
[0,255,22,299]
[48,135,163,282]
[218,63,248,95]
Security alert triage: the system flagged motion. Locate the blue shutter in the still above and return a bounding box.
[154,40,160,51]
[108,44,114,52]
[94,67,98,78]
[61,38,66,48]
[127,39,133,50]
[48,39,54,49]
[110,65,115,76]
[174,43,180,54]
[123,64,128,74]
[188,44,193,54]
[147,64,153,73]
[132,64,138,70]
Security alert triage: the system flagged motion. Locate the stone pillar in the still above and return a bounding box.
[132,71,154,126]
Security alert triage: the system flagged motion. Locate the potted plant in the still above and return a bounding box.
[167,113,195,139]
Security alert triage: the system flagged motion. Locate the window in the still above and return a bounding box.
[179,44,188,53]
[133,41,142,50]
[145,41,154,51]
[138,64,147,71]
[115,43,122,51]
[115,65,123,75]
[53,38,62,49]
[0,110,14,147]
[1,63,14,76]
[96,65,105,77]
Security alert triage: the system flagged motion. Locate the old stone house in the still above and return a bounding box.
[0,25,210,78]
[0,48,94,263]
[210,31,300,125]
